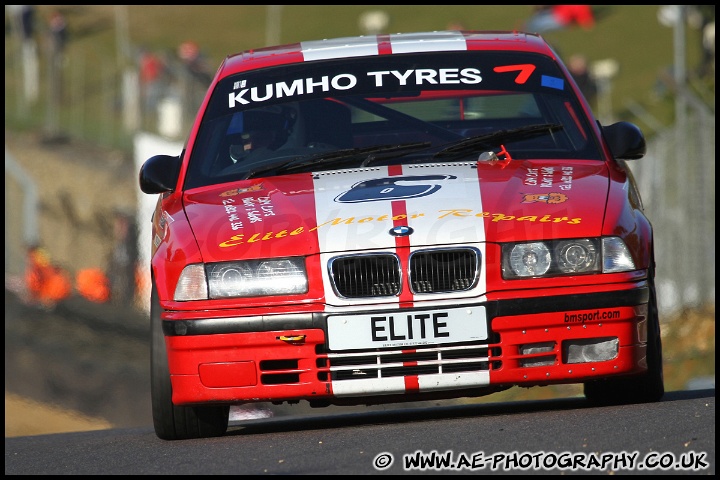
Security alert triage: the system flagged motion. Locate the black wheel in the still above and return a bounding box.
[584,265,665,405]
[151,282,229,440]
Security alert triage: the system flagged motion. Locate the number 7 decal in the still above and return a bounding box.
[493,64,536,84]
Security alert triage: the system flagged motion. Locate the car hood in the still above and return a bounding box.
[183,160,609,262]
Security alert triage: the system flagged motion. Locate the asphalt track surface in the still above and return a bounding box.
[5,389,715,475]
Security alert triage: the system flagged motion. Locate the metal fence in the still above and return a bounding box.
[628,87,716,319]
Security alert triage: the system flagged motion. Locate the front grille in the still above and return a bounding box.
[328,343,496,380]
[329,248,479,298]
[410,248,478,293]
[330,254,401,297]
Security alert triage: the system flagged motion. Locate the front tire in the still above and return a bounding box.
[583,266,665,405]
[151,282,229,440]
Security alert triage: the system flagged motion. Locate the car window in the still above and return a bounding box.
[184,51,602,190]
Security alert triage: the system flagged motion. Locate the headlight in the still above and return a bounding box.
[601,237,636,273]
[174,258,308,301]
[174,264,208,301]
[555,238,598,272]
[508,242,551,277]
[502,237,634,279]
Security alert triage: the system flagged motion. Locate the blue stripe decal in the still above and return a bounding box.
[541,75,564,90]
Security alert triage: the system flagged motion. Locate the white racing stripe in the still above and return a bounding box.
[400,163,485,246]
[313,163,487,306]
[312,163,485,251]
[311,151,490,399]
[301,36,379,61]
[300,31,469,62]
[388,31,468,53]
[313,166,398,252]
[332,377,406,397]
[332,371,491,397]
[417,371,490,390]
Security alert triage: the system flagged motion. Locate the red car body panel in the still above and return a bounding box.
[142,31,657,411]
[166,303,647,405]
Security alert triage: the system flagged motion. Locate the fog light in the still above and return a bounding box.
[519,341,556,367]
[564,337,618,364]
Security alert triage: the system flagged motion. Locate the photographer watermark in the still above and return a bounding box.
[373,449,709,472]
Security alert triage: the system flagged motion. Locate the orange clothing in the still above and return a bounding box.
[76,268,111,303]
[25,249,71,305]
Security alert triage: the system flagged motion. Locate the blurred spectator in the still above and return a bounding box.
[108,211,139,305]
[76,268,111,303]
[175,40,213,132]
[8,5,40,103]
[6,5,35,41]
[48,9,68,56]
[43,9,69,139]
[700,21,714,78]
[138,47,166,116]
[24,245,72,309]
[694,5,715,78]
[524,5,595,33]
[20,4,35,40]
[657,6,715,80]
[177,40,212,85]
[567,53,597,104]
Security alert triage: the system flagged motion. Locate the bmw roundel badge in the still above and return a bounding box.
[389,225,413,237]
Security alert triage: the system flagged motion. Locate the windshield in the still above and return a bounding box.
[184,51,602,190]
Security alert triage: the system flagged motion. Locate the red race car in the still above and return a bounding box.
[139,31,663,440]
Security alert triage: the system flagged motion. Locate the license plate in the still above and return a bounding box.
[327,306,487,351]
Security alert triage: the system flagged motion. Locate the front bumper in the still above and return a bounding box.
[164,287,650,406]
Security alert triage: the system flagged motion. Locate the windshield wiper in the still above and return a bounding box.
[284,142,431,172]
[433,123,564,159]
[358,142,432,167]
[242,143,432,179]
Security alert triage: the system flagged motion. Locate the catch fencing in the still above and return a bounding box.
[628,87,715,318]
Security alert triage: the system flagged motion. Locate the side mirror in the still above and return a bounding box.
[602,121,646,160]
[140,155,180,194]
[139,154,181,194]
